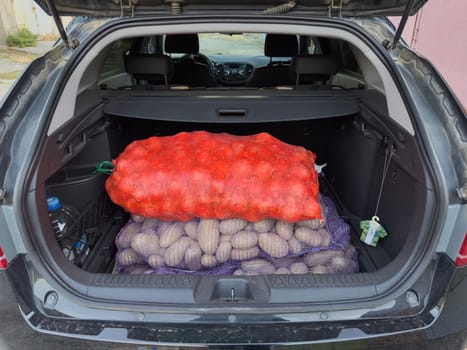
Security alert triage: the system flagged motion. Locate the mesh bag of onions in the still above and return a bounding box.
[115,195,359,275]
[106,131,322,222]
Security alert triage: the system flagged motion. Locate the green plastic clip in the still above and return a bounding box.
[94,161,115,175]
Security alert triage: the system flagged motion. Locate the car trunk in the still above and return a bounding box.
[25,87,433,304]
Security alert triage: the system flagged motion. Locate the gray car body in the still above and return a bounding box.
[0,13,465,346]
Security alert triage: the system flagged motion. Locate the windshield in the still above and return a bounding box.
[198,33,265,56]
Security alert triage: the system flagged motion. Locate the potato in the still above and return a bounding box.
[127,265,149,274]
[156,221,170,233]
[288,237,302,255]
[274,267,290,275]
[253,219,275,233]
[219,218,248,235]
[201,254,217,268]
[241,259,275,274]
[309,265,328,274]
[231,231,258,249]
[304,250,344,267]
[258,233,289,258]
[344,245,357,259]
[295,219,325,230]
[131,214,145,224]
[244,271,259,276]
[141,228,158,235]
[159,222,185,248]
[116,222,141,249]
[330,256,358,273]
[184,243,202,270]
[330,256,346,271]
[184,220,198,240]
[163,237,192,267]
[220,234,232,242]
[231,247,259,260]
[216,241,232,263]
[275,221,294,240]
[147,254,164,268]
[244,223,255,230]
[117,248,144,267]
[197,219,220,254]
[317,228,332,247]
[289,262,309,274]
[141,218,158,232]
[273,257,296,269]
[295,227,322,247]
[131,231,160,257]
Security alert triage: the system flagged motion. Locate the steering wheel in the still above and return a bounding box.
[181,53,215,74]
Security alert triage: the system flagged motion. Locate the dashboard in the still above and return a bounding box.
[208,55,270,85]
[214,63,254,84]
[214,62,254,84]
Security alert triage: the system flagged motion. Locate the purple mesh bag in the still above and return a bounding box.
[115,194,358,275]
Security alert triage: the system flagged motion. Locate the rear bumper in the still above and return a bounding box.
[6,254,467,347]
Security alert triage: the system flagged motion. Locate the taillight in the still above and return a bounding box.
[0,246,8,270]
[455,233,467,267]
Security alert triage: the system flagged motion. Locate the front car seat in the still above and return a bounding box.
[246,34,299,87]
[164,34,218,87]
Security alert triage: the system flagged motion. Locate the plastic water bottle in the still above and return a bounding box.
[47,196,78,241]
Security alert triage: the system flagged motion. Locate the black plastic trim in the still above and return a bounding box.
[7,254,464,345]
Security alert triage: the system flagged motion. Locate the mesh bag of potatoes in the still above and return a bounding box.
[115,195,359,275]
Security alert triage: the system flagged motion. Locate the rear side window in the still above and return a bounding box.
[98,39,132,82]
[339,41,361,74]
[303,36,317,54]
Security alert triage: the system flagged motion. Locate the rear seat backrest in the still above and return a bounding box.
[290,55,340,86]
[246,34,298,87]
[165,34,199,55]
[124,54,173,86]
[264,34,299,59]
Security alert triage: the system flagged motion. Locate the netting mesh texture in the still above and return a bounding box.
[106,131,322,222]
[115,195,358,276]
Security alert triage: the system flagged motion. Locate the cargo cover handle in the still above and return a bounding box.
[217,109,248,117]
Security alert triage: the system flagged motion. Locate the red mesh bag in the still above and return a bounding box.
[105,131,321,222]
